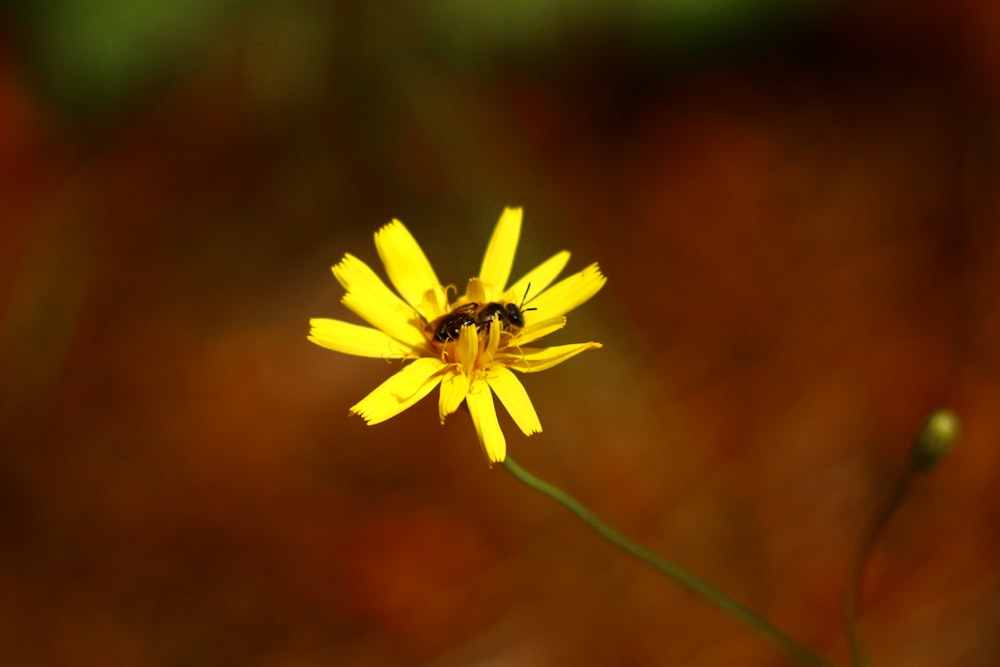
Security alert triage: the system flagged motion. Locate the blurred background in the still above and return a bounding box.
[1,1,998,665]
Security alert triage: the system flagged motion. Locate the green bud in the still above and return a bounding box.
[910,409,960,472]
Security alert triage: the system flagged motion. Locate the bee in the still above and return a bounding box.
[480,283,537,333]
[430,286,537,343]
[430,303,479,343]
[474,301,532,332]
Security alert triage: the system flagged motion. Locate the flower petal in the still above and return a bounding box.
[341,292,430,352]
[515,315,566,346]
[308,318,414,358]
[467,379,506,463]
[438,369,469,423]
[478,207,521,299]
[456,323,479,376]
[485,310,502,359]
[464,277,487,305]
[374,220,447,316]
[350,358,444,425]
[504,250,570,306]
[498,342,603,373]
[487,366,541,436]
[523,263,606,319]
[333,254,430,349]
[332,254,406,308]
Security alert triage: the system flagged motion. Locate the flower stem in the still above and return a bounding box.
[844,410,959,666]
[844,466,914,667]
[503,456,832,667]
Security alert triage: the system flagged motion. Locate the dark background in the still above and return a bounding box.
[1,1,998,665]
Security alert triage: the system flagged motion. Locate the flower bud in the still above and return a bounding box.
[910,409,960,472]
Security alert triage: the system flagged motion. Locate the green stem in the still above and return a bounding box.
[503,456,832,667]
[844,466,915,667]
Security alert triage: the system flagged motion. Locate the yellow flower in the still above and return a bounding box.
[308,207,606,464]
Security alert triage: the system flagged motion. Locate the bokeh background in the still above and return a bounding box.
[2,1,999,665]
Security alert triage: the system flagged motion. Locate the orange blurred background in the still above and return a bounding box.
[1,2,998,665]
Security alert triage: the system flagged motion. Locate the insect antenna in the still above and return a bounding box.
[519,282,538,314]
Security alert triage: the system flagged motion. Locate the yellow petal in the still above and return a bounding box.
[351,358,444,425]
[467,379,506,463]
[504,250,570,306]
[515,315,566,346]
[498,342,603,373]
[523,263,606,319]
[485,311,502,358]
[374,220,447,316]
[333,254,430,349]
[456,323,479,376]
[333,254,407,309]
[438,369,469,423]
[478,207,522,299]
[464,277,487,305]
[334,254,421,320]
[341,292,430,352]
[308,318,414,358]
[487,366,541,436]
